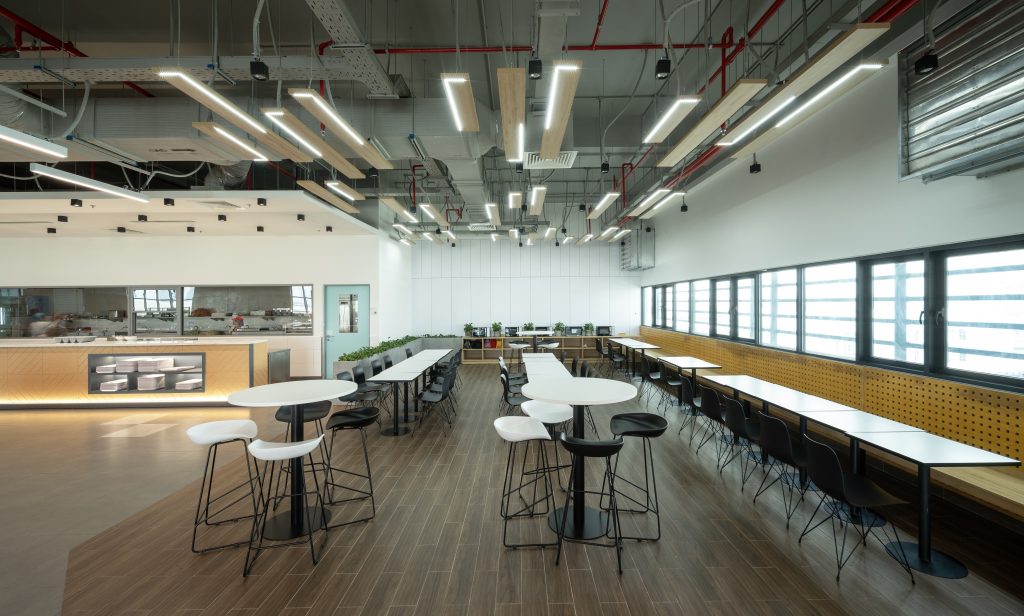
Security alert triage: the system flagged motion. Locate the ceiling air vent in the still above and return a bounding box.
[467,223,496,231]
[524,151,577,169]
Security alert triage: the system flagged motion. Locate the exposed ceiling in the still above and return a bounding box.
[0,0,923,242]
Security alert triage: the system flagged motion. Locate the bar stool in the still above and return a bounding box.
[554,433,626,573]
[244,435,329,575]
[494,416,559,549]
[186,419,259,553]
[272,400,332,507]
[324,407,380,528]
[507,341,529,371]
[607,412,668,541]
[522,400,573,489]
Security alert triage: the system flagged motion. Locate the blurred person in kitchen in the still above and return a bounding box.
[33,313,69,337]
[231,315,245,334]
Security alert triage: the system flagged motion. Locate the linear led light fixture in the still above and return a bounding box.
[579,233,594,244]
[562,235,576,245]
[643,97,701,143]
[657,79,767,168]
[544,227,555,239]
[262,110,321,156]
[508,191,522,210]
[399,238,413,246]
[587,192,620,219]
[490,233,498,242]
[540,62,582,159]
[296,179,359,214]
[499,66,528,162]
[528,185,547,216]
[716,97,795,146]
[193,122,268,161]
[640,191,686,219]
[419,203,436,220]
[30,163,150,203]
[628,188,670,218]
[611,228,631,241]
[261,108,363,177]
[511,123,525,162]
[597,226,619,240]
[392,223,414,235]
[509,228,519,240]
[158,68,266,135]
[733,61,887,160]
[441,73,480,132]
[421,232,436,243]
[326,180,365,202]
[379,196,417,223]
[485,202,501,225]
[288,88,393,170]
[444,229,457,241]
[0,124,67,159]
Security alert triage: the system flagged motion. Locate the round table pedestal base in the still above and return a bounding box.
[263,506,330,541]
[884,541,967,578]
[547,506,608,540]
[381,426,411,437]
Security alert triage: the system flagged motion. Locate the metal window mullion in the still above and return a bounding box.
[857,260,871,363]
[797,268,805,353]
[927,250,946,374]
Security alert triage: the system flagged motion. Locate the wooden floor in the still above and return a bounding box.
[62,365,1024,615]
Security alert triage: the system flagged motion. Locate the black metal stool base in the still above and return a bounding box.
[547,506,608,540]
[381,426,411,437]
[884,541,967,578]
[263,507,331,541]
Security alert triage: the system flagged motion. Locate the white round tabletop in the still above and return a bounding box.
[521,377,636,406]
[227,379,357,407]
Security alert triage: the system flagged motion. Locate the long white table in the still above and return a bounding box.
[608,337,660,376]
[847,430,1018,578]
[657,356,722,405]
[368,349,453,436]
[702,374,857,414]
[520,357,636,540]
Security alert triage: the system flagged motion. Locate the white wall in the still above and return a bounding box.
[0,233,414,375]
[642,62,1024,285]
[410,239,641,335]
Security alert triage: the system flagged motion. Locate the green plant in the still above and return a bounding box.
[583,322,594,333]
[491,321,502,334]
[463,322,473,335]
[522,321,534,331]
[553,321,566,334]
[418,333,460,338]
[337,335,417,361]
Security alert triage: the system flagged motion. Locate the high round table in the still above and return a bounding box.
[228,379,356,540]
[521,377,636,540]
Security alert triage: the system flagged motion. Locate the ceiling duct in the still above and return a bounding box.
[303,0,397,97]
[536,1,580,59]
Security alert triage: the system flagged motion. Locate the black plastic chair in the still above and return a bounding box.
[719,397,762,489]
[405,348,413,359]
[656,361,683,415]
[752,412,807,527]
[798,436,914,583]
[676,377,703,440]
[605,412,668,541]
[324,406,379,528]
[694,386,727,466]
[383,355,394,369]
[570,356,579,377]
[499,373,529,416]
[554,433,626,574]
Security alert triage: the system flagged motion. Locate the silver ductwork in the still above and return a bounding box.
[203,160,252,188]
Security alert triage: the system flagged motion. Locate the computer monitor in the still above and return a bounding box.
[504,326,519,337]
[566,326,582,336]
[596,326,612,336]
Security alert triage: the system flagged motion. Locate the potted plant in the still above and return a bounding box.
[553,321,566,335]
[491,321,502,336]
[463,322,474,336]
[522,321,534,331]
[583,322,594,335]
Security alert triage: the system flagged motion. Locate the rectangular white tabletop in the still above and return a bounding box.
[805,410,924,434]
[518,330,554,336]
[658,356,722,370]
[847,430,1019,467]
[368,350,452,382]
[523,355,572,380]
[608,338,660,349]
[702,374,857,413]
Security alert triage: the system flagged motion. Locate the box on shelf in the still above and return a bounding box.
[115,358,142,373]
[100,378,129,392]
[138,374,166,391]
[138,357,174,372]
[95,364,116,374]
[175,378,203,391]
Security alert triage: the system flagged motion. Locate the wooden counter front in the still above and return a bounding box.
[0,340,268,408]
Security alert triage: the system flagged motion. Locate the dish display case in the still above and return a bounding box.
[88,353,206,394]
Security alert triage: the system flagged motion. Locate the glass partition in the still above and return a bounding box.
[0,287,129,337]
[183,285,314,336]
[132,288,179,336]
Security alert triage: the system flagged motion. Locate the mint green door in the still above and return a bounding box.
[324,285,370,377]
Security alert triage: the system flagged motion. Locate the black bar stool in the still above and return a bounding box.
[324,406,380,528]
[606,412,668,541]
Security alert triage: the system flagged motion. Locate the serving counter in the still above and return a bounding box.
[0,338,268,408]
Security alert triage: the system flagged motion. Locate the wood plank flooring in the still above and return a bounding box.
[62,365,1024,615]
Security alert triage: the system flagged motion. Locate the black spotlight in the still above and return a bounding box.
[601,161,610,174]
[655,55,671,80]
[450,242,455,248]
[515,162,523,174]
[186,226,195,233]
[620,240,626,246]
[528,57,542,80]
[680,197,688,213]
[435,227,442,234]
[116,226,126,233]
[297,214,305,222]
[561,227,566,234]
[555,240,560,247]
[368,167,379,178]
[645,226,652,233]
[326,225,333,233]
[250,59,270,81]
[70,198,82,208]
[749,154,762,174]
[518,241,523,247]
[164,197,174,207]
[57,215,68,223]
[915,51,939,75]
[518,226,525,234]
[47,227,56,234]
[218,214,227,222]
[257,197,267,206]
[257,225,264,233]
[578,204,586,211]
[137,214,148,222]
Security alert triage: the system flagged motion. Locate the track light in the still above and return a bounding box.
[47,227,56,234]
[646,226,652,232]
[218,214,227,222]
[515,162,523,174]
[257,225,264,232]
[655,55,671,80]
[257,197,267,206]
[249,59,270,81]
[915,51,939,75]
[749,154,762,174]
[519,241,523,247]
[57,215,68,223]
[326,225,333,233]
[297,214,305,222]
[187,226,195,233]
[137,214,147,222]
[70,198,82,208]
[601,161,609,174]
[528,58,543,80]
[164,197,175,206]
[116,227,126,233]
[369,167,379,178]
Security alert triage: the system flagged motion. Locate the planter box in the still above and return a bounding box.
[330,337,459,378]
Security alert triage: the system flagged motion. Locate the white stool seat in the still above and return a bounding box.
[494,416,551,442]
[541,342,559,350]
[248,435,324,461]
[522,400,573,424]
[186,419,258,446]
[508,343,529,349]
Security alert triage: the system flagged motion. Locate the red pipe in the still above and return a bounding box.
[591,0,611,49]
[0,45,58,52]
[0,7,154,97]
[365,42,732,55]
[868,0,918,23]
[266,161,296,180]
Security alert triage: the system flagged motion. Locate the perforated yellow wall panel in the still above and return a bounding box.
[640,327,1023,472]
